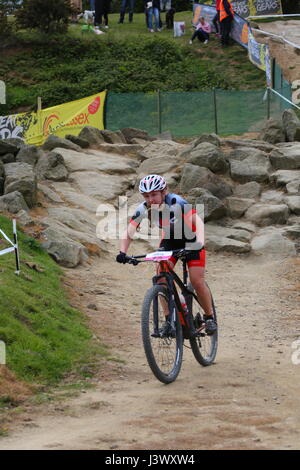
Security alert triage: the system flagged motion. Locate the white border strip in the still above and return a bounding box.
[251,27,300,50]
[269,87,300,110]
[248,14,300,19]
[0,219,20,275]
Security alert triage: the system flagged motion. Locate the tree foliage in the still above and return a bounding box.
[16,0,74,34]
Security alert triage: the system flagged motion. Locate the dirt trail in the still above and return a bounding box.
[0,240,299,450]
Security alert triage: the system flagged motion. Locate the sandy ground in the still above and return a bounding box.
[0,238,299,451]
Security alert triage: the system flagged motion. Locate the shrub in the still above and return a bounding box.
[16,0,74,34]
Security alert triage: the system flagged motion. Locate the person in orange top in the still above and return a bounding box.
[212,0,221,37]
[219,0,234,46]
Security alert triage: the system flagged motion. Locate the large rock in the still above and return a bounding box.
[205,235,251,254]
[180,164,232,199]
[270,169,300,187]
[286,179,300,194]
[191,133,221,147]
[121,127,155,144]
[0,153,15,164]
[139,140,184,162]
[205,224,252,243]
[187,188,226,221]
[70,171,135,201]
[138,155,181,178]
[35,151,68,181]
[4,162,37,207]
[226,147,253,162]
[282,109,300,142]
[284,196,300,215]
[269,144,300,170]
[230,151,271,183]
[245,203,289,226]
[222,138,276,153]
[0,140,19,156]
[64,134,90,149]
[0,191,29,214]
[42,135,82,152]
[233,181,262,199]
[260,190,285,204]
[53,148,138,174]
[225,197,255,218]
[78,127,106,146]
[251,229,296,258]
[99,129,127,144]
[41,227,88,268]
[187,142,228,173]
[259,118,285,144]
[16,145,43,166]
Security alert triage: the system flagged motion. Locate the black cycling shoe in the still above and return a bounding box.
[204,316,217,336]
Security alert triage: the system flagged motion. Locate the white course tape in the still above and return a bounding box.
[0,219,20,274]
[0,247,15,256]
[269,87,300,111]
[251,27,300,50]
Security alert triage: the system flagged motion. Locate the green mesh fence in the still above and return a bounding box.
[106,88,293,137]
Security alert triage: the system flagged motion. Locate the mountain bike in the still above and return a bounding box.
[124,249,218,384]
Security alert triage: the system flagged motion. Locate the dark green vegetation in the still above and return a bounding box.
[0,12,266,115]
[0,215,108,385]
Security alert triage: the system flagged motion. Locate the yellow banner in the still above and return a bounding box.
[0,91,106,146]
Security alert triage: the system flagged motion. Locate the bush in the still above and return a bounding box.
[16,0,74,34]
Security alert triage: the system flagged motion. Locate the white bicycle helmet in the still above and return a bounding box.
[139,174,167,194]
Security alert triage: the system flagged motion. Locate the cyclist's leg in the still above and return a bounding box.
[156,257,176,317]
[186,250,214,318]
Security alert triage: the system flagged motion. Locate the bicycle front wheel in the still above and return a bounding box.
[188,283,218,367]
[141,284,183,384]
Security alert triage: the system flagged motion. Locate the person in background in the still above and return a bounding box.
[189,16,211,45]
[90,0,95,10]
[145,0,161,33]
[70,0,83,21]
[118,0,135,23]
[94,0,111,33]
[212,0,221,37]
[219,0,234,46]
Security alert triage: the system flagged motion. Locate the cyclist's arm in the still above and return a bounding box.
[184,210,204,247]
[119,222,137,254]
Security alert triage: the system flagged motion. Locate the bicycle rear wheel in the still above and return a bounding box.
[188,283,218,367]
[141,284,183,384]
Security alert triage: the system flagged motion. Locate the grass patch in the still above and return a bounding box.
[0,214,109,387]
[0,11,266,115]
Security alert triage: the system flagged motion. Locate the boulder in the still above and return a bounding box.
[259,118,285,144]
[205,224,252,243]
[191,133,221,147]
[284,196,300,215]
[78,127,106,146]
[282,225,300,240]
[0,140,19,156]
[15,145,43,166]
[35,151,68,181]
[226,147,253,162]
[41,227,88,268]
[139,140,184,162]
[180,164,232,199]
[187,188,226,222]
[233,181,262,199]
[38,183,64,203]
[93,143,144,157]
[205,235,251,254]
[260,190,285,204]
[121,128,155,144]
[245,203,289,226]
[3,138,25,151]
[222,138,276,153]
[0,153,15,164]
[16,209,34,226]
[251,229,296,258]
[0,160,4,178]
[270,169,300,187]
[282,109,300,142]
[225,197,255,218]
[99,129,127,144]
[0,191,29,214]
[70,171,135,201]
[42,135,82,152]
[4,162,37,207]
[64,134,90,149]
[188,142,228,173]
[230,151,271,183]
[138,155,181,178]
[286,179,300,194]
[232,221,256,233]
[0,177,4,196]
[269,144,300,170]
[54,148,138,174]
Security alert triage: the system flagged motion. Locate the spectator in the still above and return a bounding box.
[94,0,111,32]
[212,0,221,37]
[71,0,83,21]
[219,0,234,46]
[189,16,211,44]
[145,0,161,32]
[118,0,135,24]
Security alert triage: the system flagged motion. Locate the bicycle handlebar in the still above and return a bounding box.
[124,247,203,266]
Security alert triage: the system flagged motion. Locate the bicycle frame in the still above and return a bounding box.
[152,259,200,338]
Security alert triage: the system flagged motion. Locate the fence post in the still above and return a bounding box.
[213,88,218,135]
[267,87,271,119]
[157,90,162,135]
